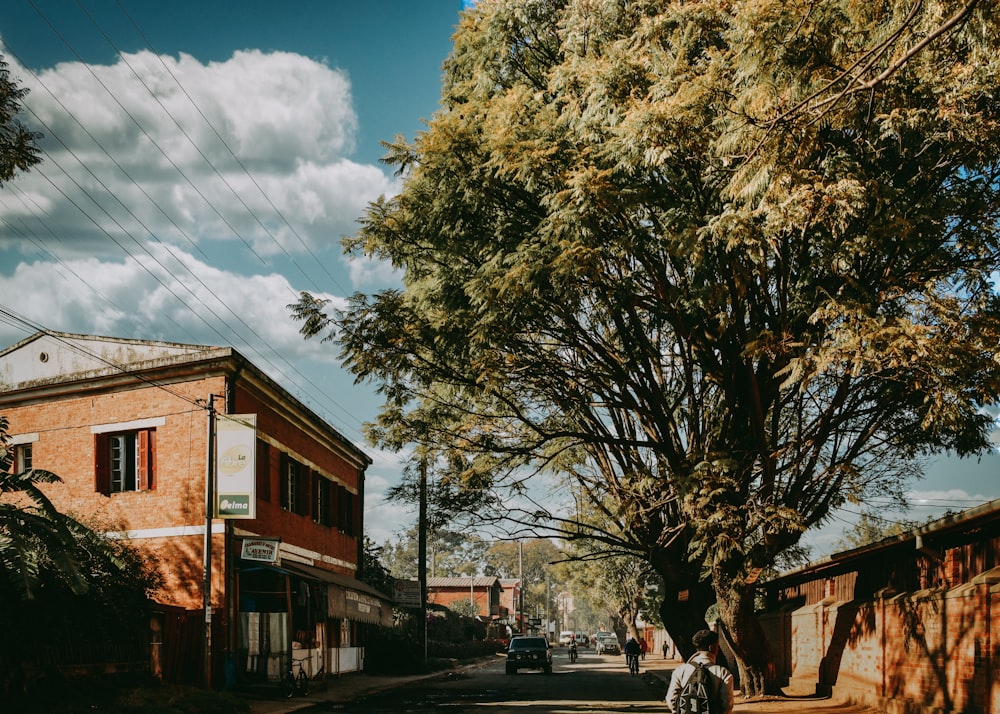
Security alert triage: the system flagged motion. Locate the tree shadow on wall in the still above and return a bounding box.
[885,589,981,713]
[814,599,875,697]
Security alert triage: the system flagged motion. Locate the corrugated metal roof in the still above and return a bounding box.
[427,576,502,589]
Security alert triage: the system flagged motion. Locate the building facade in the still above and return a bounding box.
[0,332,391,688]
[757,499,1000,714]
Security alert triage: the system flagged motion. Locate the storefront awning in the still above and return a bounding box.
[279,560,393,626]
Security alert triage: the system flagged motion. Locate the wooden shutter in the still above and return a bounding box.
[256,439,270,503]
[326,479,335,527]
[311,470,321,523]
[279,452,289,509]
[95,433,111,494]
[296,464,310,516]
[330,483,340,530]
[345,491,356,536]
[137,429,154,490]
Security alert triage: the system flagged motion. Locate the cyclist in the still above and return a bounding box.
[568,635,578,663]
[623,635,641,675]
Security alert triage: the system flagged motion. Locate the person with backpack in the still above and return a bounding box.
[664,629,734,714]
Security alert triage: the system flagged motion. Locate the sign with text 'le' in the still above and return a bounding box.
[215,413,256,519]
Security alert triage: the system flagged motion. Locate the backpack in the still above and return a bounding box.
[671,662,717,714]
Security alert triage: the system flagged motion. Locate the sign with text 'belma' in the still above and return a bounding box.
[215,413,257,519]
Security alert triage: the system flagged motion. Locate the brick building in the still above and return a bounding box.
[758,499,1000,713]
[498,578,521,630]
[426,576,503,618]
[0,331,391,688]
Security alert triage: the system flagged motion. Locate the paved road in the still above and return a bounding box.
[246,648,879,714]
[305,648,674,712]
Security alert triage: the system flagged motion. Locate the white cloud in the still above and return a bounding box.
[361,448,414,544]
[1,243,341,351]
[346,255,405,289]
[1,49,395,260]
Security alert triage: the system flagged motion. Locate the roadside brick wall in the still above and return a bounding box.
[761,568,1000,713]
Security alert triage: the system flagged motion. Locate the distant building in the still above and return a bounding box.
[0,332,391,687]
[498,577,521,628]
[426,576,502,617]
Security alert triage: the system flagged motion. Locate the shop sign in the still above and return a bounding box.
[215,413,257,519]
[241,537,280,563]
[393,579,422,607]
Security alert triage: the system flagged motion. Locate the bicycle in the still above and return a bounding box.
[282,654,310,698]
[311,663,327,692]
[626,652,639,676]
[568,644,578,663]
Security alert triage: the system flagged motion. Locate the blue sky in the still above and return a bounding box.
[0,0,996,557]
[0,0,462,544]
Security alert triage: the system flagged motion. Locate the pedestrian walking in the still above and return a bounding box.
[665,629,734,714]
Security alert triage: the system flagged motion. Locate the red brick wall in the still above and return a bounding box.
[429,588,488,613]
[4,376,221,610]
[761,574,1000,713]
[232,384,361,570]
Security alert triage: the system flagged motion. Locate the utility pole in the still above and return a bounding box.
[417,454,428,665]
[203,393,216,688]
[518,540,525,635]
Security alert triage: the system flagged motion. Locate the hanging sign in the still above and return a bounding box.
[215,413,257,519]
[241,538,280,563]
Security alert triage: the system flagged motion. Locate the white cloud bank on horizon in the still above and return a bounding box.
[1,48,397,267]
[0,243,346,364]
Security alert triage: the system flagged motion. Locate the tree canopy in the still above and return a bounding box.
[294,0,1000,693]
[0,55,41,185]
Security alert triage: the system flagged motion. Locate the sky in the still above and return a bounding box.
[0,0,996,560]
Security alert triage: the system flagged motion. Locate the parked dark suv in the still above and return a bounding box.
[505,635,553,675]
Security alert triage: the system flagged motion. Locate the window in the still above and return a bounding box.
[313,472,333,526]
[337,485,356,536]
[95,429,155,494]
[256,439,270,503]
[14,444,32,473]
[279,453,309,516]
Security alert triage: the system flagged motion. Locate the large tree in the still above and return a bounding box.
[0,55,41,185]
[294,0,1000,694]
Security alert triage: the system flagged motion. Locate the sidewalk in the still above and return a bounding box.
[242,653,878,714]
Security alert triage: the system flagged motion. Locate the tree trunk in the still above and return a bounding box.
[713,575,779,696]
[656,579,715,661]
[650,544,715,660]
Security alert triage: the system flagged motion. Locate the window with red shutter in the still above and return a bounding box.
[95,433,111,494]
[96,429,155,494]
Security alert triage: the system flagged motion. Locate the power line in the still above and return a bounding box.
[0,23,370,442]
[110,0,351,296]
[0,306,207,408]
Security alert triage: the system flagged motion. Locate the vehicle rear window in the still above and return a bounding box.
[510,638,546,649]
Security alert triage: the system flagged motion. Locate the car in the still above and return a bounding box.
[506,635,553,674]
[595,635,620,655]
[558,630,575,646]
[574,631,588,647]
